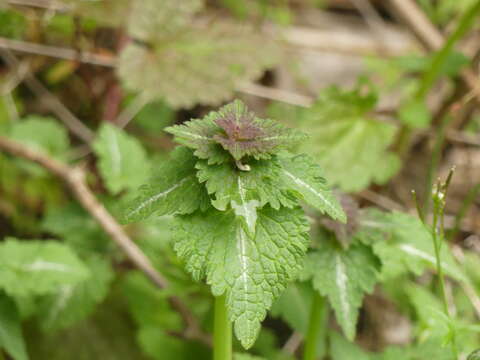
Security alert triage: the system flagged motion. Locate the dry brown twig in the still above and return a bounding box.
[387,0,480,103]
[0,49,95,142]
[0,135,211,346]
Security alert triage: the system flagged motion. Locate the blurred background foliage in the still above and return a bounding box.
[1,0,480,359]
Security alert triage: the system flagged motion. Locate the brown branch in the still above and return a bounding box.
[0,135,211,346]
[0,49,95,143]
[0,37,116,67]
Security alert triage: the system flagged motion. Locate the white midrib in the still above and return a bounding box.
[126,176,190,218]
[24,260,72,273]
[283,169,338,216]
[237,227,250,333]
[236,177,256,232]
[335,254,350,327]
[46,285,75,325]
[174,130,212,141]
[399,244,458,276]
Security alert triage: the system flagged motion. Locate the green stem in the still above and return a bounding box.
[395,0,480,157]
[423,115,451,212]
[432,193,459,359]
[214,294,232,360]
[303,292,327,360]
[417,0,480,99]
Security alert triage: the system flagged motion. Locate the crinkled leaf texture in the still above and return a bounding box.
[211,100,305,160]
[277,153,346,222]
[304,241,380,340]
[358,209,467,282]
[37,256,114,332]
[118,23,277,108]
[166,100,304,162]
[0,293,29,360]
[296,86,400,192]
[173,206,310,348]
[92,123,150,194]
[0,238,89,297]
[196,153,344,231]
[196,158,298,230]
[122,146,210,223]
[128,0,203,42]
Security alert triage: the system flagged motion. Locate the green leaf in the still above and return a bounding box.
[329,332,371,360]
[271,282,313,334]
[9,116,69,160]
[295,86,400,192]
[359,209,467,282]
[196,158,298,229]
[133,99,175,133]
[173,206,310,348]
[42,202,111,256]
[277,153,346,222]
[0,238,90,297]
[209,100,305,161]
[305,241,380,340]
[92,123,149,194]
[165,116,229,164]
[127,0,203,42]
[138,327,210,360]
[235,354,265,360]
[27,299,146,360]
[121,271,182,330]
[166,100,303,162]
[118,23,277,108]
[37,256,114,332]
[399,99,431,129]
[0,293,29,360]
[122,146,210,223]
[468,349,480,360]
[271,282,327,358]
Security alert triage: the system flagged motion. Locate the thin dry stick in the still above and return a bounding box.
[0,49,95,143]
[282,332,303,355]
[116,94,151,128]
[0,37,116,67]
[7,0,69,11]
[388,0,480,103]
[0,136,211,346]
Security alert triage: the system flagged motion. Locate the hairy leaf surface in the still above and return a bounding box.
[118,23,277,108]
[93,123,149,194]
[196,158,298,230]
[0,238,89,297]
[123,147,210,223]
[165,117,229,164]
[166,100,303,162]
[173,206,310,348]
[278,153,346,222]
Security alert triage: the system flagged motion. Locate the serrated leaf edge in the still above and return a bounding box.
[281,168,346,222]
[125,176,192,220]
